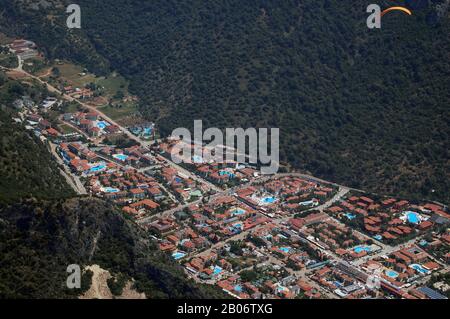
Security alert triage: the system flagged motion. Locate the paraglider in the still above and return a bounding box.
[367,5,413,29]
[381,6,413,17]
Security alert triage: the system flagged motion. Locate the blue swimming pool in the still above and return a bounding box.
[385,270,399,279]
[279,247,291,253]
[373,235,383,241]
[345,213,357,220]
[234,285,243,293]
[354,245,371,254]
[262,196,276,204]
[410,264,430,275]
[172,251,187,260]
[113,153,129,162]
[213,266,223,276]
[419,239,429,247]
[103,187,119,193]
[231,208,246,216]
[143,127,153,136]
[90,164,106,173]
[406,211,420,224]
[96,121,110,129]
[219,170,235,178]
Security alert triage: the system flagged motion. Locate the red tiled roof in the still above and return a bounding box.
[130,188,145,194]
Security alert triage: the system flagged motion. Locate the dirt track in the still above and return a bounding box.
[80,265,146,299]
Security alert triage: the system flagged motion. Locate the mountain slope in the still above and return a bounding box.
[1,0,448,203]
[0,71,75,203]
[84,0,450,203]
[0,197,226,298]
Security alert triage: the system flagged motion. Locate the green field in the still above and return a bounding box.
[99,101,138,121]
[52,62,129,97]
[52,62,96,87]
[51,61,137,121]
[95,74,128,97]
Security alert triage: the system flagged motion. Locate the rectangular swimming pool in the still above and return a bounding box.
[113,153,129,162]
[172,251,187,260]
[89,164,106,173]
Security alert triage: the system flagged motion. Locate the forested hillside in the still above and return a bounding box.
[0,71,75,203]
[0,197,226,298]
[1,0,448,203]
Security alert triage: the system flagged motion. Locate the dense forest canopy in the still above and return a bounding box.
[0,0,448,203]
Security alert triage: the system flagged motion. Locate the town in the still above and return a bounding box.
[1,37,448,300]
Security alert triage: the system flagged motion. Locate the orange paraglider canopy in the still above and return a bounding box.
[381,6,413,17]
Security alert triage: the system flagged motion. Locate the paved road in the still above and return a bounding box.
[16,55,23,71]
[318,187,350,211]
